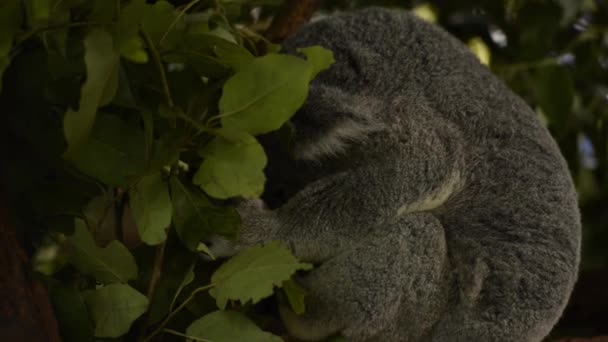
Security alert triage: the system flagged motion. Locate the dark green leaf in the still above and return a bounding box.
[47,280,95,342]
[282,278,307,315]
[69,114,147,186]
[171,177,240,250]
[141,0,184,49]
[148,247,196,324]
[65,220,138,283]
[84,284,149,338]
[63,29,120,157]
[534,65,574,132]
[114,0,148,63]
[0,0,23,92]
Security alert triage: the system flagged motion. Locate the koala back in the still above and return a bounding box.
[258,8,581,341]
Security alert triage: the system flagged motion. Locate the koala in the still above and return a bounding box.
[209,7,581,342]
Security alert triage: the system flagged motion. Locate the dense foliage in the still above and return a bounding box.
[1,0,607,340]
[0,0,334,341]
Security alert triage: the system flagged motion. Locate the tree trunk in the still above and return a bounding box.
[0,192,61,341]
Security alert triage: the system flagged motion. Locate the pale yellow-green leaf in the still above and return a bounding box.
[186,310,282,342]
[210,241,312,309]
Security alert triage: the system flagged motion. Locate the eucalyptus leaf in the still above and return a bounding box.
[26,0,51,26]
[65,220,138,283]
[130,172,173,245]
[535,65,574,133]
[148,247,196,324]
[210,241,312,309]
[171,177,240,250]
[185,310,282,342]
[220,54,312,135]
[141,0,184,49]
[114,0,148,63]
[47,280,94,342]
[298,46,335,80]
[84,284,149,338]
[63,29,120,158]
[193,130,267,199]
[68,114,147,186]
[282,278,307,315]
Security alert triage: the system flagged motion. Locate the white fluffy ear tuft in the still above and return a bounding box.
[292,87,386,161]
[294,117,383,160]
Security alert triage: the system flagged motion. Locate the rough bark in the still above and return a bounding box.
[264,0,323,43]
[0,192,61,342]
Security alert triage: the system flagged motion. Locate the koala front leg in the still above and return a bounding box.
[205,198,278,259]
[280,212,450,341]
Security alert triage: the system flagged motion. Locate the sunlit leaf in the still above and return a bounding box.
[193,130,267,199]
[186,311,282,342]
[220,54,311,135]
[210,241,312,309]
[297,46,335,80]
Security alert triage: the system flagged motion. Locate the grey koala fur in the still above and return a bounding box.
[210,7,582,342]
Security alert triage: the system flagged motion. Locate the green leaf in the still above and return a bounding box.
[219,54,312,135]
[187,34,254,70]
[171,177,240,250]
[65,220,138,283]
[164,33,253,79]
[84,284,149,338]
[298,46,335,80]
[141,0,184,49]
[282,278,307,315]
[47,280,95,342]
[130,172,172,245]
[25,0,50,25]
[114,0,148,63]
[185,310,282,342]
[63,29,120,157]
[193,130,267,199]
[148,248,196,324]
[534,65,574,132]
[0,0,23,92]
[210,241,312,309]
[68,114,147,186]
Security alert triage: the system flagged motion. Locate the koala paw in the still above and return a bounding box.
[202,235,241,260]
[200,198,272,261]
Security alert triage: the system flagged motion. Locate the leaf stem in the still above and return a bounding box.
[163,328,214,342]
[143,284,215,341]
[16,21,103,44]
[176,110,216,135]
[159,0,202,46]
[142,31,175,109]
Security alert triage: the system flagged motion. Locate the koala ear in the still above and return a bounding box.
[291,84,385,160]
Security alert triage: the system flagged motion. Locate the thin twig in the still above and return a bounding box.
[142,31,175,108]
[143,284,215,342]
[159,0,202,46]
[163,328,213,342]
